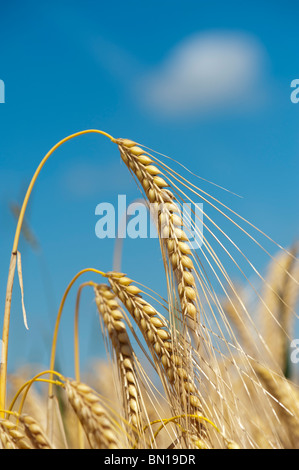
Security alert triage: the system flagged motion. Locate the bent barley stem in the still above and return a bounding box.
[49,269,106,393]
[17,379,65,419]
[0,129,116,416]
[9,370,65,415]
[47,268,106,439]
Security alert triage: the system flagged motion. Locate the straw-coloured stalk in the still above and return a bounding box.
[65,379,122,449]
[106,272,209,445]
[116,139,198,322]
[0,130,116,415]
[94,284,143,435]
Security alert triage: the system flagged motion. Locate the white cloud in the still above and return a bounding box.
[138,31,269,117]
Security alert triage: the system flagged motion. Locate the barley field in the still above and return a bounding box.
[1,1,299,452]
[0,130,298,450]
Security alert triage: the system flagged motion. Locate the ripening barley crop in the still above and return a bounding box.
[1,129,299,450]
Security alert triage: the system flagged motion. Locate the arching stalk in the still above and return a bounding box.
[0,129,116,416]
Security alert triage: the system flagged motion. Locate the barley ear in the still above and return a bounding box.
[107,272,210,446]
[116,140,199,323]
[19,414,52,449]
[0,418,32,449]
[65,379,122,449]
[95,284,143,435]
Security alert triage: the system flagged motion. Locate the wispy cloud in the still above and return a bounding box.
[48,8,271,120]
[137,31,269,117]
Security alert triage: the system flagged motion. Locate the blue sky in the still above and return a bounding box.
[0,0,298,377]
